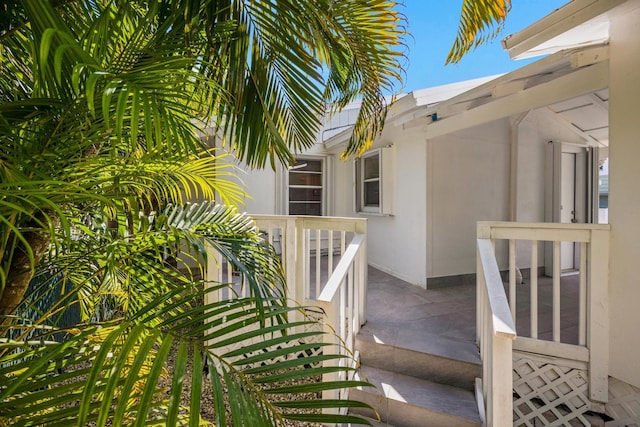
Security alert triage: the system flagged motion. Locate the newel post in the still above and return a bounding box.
[356,220,367,325]
[588,227,610,403]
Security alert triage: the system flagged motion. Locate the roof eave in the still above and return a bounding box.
[503,0,624,59]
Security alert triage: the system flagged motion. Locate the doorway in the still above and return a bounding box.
[545,141,599,273]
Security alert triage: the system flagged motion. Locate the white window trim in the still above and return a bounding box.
[354,145,395,216]
[286,155,328,216]
[358,150,381,214]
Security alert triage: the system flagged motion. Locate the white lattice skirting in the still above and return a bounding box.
[513,354,592,426]
[212,311,326,370]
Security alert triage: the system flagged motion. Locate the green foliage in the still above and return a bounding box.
[447,0,512,64]
[0,0,405,424]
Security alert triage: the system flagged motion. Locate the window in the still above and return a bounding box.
[355,146,394,215]
[358,152,380,210]
[288,158,324,215]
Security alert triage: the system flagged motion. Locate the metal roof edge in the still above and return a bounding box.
[503,0,625,59]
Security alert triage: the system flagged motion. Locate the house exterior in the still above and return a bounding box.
[228,58,608,290]
[219,0,640,423]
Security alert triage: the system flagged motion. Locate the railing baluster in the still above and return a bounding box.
[509,239,517,323]
[579,241,587,346]
[348,255,360,348]
[304,229,315,299]
[357,237,366,328]
[266,227,274,272]
[531,240,538,339]
[226,256,233,297]
[328,230,334,277]
[341,268,347,348]
[316,229,322,299]
[553,240,561,342]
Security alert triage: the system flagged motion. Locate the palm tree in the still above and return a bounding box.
[0,0,404,425]
[447,0,512,64]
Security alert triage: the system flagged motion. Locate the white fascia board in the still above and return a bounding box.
[389,75,501,128]
[323,127,352,151]
[503,0,625,60]
[413,75,502,106]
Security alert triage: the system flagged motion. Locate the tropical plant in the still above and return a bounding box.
[447,0,512,64]
[0,0,404,425]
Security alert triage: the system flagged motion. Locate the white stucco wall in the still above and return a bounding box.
[427,119,511,278]
[236,165,278,214]
[330,127,428,287]
[608,3,640,388]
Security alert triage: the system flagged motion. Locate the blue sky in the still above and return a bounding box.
[399,1,569,92]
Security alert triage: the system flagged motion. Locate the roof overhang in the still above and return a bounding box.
[420,44,609,141]
[322,76,503,151]
[502,0,627,59]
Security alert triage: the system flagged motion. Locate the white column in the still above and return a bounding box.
[608,1,640,387]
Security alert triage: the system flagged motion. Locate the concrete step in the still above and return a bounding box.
[356,322,481,390]
[350,365,482,427]
[342,415,395,426]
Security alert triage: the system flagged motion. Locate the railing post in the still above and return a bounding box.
[477,234,517,427]
[318,299,341,416]
[204,241,221,348]
[588,228,610,403]
[490,333,514,426]
[283,217,299,324]
[477,223,491,345]
[357,220,367,325]
[294,217,306,305]
[205,241,221,301]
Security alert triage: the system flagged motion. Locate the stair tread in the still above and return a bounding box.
[346,415,395,426]
[357,321,480,366]
[354,365,481,424]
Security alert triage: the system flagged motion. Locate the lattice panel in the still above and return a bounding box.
[238,341,324,370]
[513,356,591,426]
[212,312,326,371]
[605,377,640,426]
[234,314,326,370]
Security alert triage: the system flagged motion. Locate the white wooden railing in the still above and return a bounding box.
[316,231,367,413]
[476,236,517,426]
[476,222,610,426]
[206,215,367,414]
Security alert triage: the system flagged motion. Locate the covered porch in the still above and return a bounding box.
[205,215,624,426]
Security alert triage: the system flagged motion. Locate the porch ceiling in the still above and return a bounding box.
[547,88,609,146]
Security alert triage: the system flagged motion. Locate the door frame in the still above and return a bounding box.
[544,141,599,273]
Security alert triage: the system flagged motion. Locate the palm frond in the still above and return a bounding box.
[0,283,372,426]
[13,201,283,324]
[447,0,512,64]
[206,0,406,167]
[319,0,407,159]
[0,1,402,424]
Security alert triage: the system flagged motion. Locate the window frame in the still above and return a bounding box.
[355,150,382,214]
[354,146,395,216]
[287,156,326,216]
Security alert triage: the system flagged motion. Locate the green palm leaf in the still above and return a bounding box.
[447,0,512,64]
[1,1,402,425]
[0,285,372,426]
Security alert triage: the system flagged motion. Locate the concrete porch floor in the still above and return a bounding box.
[364,266,582,348]
[364,267,477,353]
